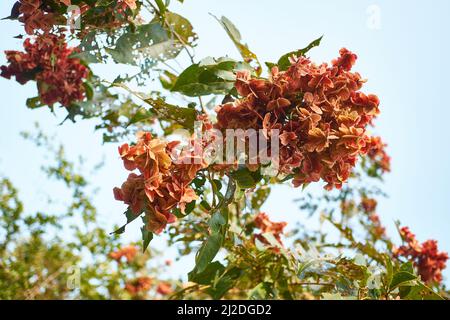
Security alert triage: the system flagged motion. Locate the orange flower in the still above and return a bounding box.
[115,132,204,234]
[113,173,146,215]
[253,212,287,251]
[125,277,152,296]
[304,127,332,153]
[156,282,173,295]
[361,197,377,213]
[122,0,137,10]
[119,132,172,188]
[109,245,138,263]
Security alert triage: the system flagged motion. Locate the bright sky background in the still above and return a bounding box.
[1,0,449,284]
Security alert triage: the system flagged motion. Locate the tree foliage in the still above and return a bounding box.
[0,0,448,300]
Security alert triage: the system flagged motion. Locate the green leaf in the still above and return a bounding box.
[171,57,252,96]
[155,0,167,15]
[143,97,197,129]
[83,82,94,101]
[389,271,418,290]
[159,70,178,90]
[188,261,225,284]
[207,267,241,299]
[298,258,323,279]
[158,11,198,47]
[184,200,196,215]
[248,282,275,300]
[70,50,101,64]
[251,187,271,210]
[383,254,394,289]
[141,225,153,252]
[194,233,223,274]
[107,81,196,129]
[208,209,227,233]
[400,261,415,274]
[190,180,235,276]
[126,107,154,127]
[212,15,261,76]
[188,262,241,299]
[403,282,445,300]
[107,22,177,65]
[111,208,140,235]
[217,178,236,209]
[230,167,262,189]
[334,258,368,282]
[273,36,323,71]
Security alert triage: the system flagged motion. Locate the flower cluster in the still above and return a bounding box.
[215,48,382,190]
[113,132,205,234]
[253,212,287,250]
[365,136,391,174]
[12,0,137,35]
[0,33,88,107]
[394,227,448,284]
[109,245,138,263]
[125,276,152,296]
[15,0,61,35]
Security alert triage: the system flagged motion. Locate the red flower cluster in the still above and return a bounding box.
[12,0,137,35]
[253,212,287,250]
[215,48,382,190]
[394,227,448,284]
[16,0,60,35]
[1,33,88,107]
[114,132,205,234]
[109,245,138,263]
[125,276,152,296]
[365,136,391,173]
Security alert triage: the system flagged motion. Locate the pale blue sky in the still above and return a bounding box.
[1,0,449,284]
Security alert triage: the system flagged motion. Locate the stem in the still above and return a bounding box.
[148,0,208,114]
[208,170,218,209]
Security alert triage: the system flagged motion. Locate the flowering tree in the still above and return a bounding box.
[1,0,448,300]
